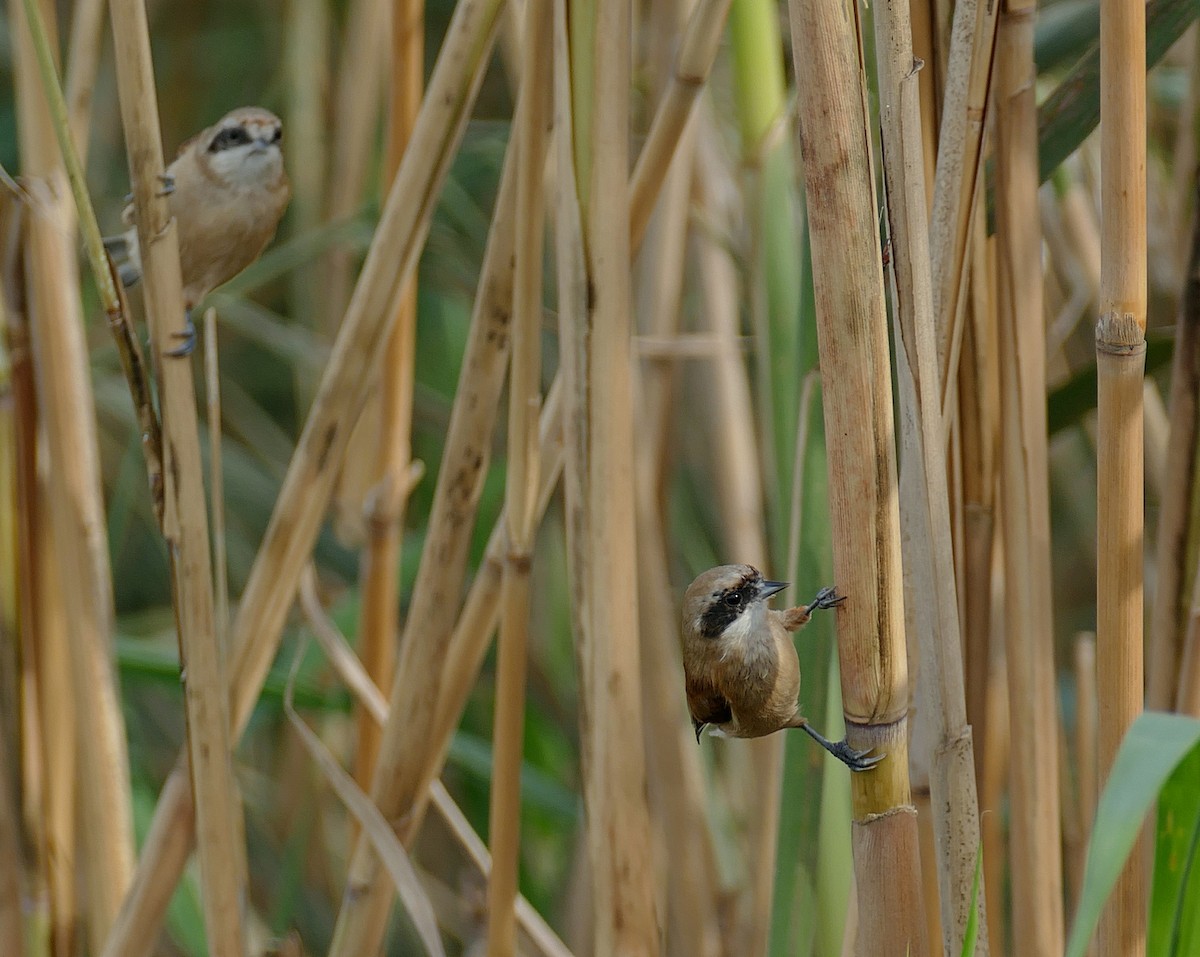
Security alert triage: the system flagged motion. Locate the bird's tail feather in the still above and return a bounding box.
[102,234,143,288]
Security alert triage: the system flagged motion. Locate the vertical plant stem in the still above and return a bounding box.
[554,0,659,948]
[106,0,247,950]
[873,0,989,950]
[1150,190,1200,711]
[487,0,550,950]
[994,3,1065,953]
[354,0,425,801]
[1096,0,1147,952]
[204,308,229,644]
[786,0,926,953]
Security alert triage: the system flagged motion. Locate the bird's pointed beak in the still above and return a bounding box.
[758,580,788,600]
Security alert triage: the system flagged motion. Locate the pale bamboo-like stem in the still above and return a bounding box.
[106,0,245,950]
[102,1,504,952]
[353,0,425,802]
[633,104,724,957]
[204,308,229,644]
[1096,0,1147,949]
[11,2,136,920]
[628,0,733,248]
[487,0,550,947]
[62,0,105,162]
[928,0,998,394]
[787,0,925,953]
[554,0,658,947]
[873,0,987,947]
[993,4,1064,955]
[1149,192,1200,711]
[1074,630,1098,940]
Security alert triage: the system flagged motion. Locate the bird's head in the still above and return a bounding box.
[199,107,285,187]
[682,564,788,642]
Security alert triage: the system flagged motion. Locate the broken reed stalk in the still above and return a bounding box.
[786,0,926,953]
[101,1,505,952]
[871,0,987,949]
[106,0,248,950]
[353,0,425,800]
[553,0,659,948]
[994,4,1065,953]
[927,0,998,401]
[1150,189,1200,711]
[486,0,551,949]
[11,1,137,947]
[627,0,733,248]
[1095,0,1148,950]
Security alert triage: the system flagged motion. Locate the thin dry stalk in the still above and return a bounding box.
[993,3,1064,954]
[628,0,733,248]
[1095,0,1148,949]
[21,172,135,953]
[928,0,998,398]
[204,308,229,642]
[633,100,722,957]
[62,0,105,162]
[1149,191,1200,711]
[487,0,550,949]
[103,4,505,952]
[553,0,659,948]
[873,0,987,946]
[787,0,925,952]
[107,0,247,949]
[353,0,425,802]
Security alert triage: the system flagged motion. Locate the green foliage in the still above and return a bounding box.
[1066,713,1200,957]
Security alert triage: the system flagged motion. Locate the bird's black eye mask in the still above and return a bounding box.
[699,579,759,638]
[209,126,252,152]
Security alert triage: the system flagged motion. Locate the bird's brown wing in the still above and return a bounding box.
[686,675,732,741]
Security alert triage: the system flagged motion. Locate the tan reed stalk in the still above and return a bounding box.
[0,723,22,956]
[872,0,988,947]
[1178,578,1200,715]
[204,308,229,642]
[1095,0,1148,947]
[632,104,724,957]
[62,0,105,161]
[353,0,424,801]
[12,0,138,934]
[928,0,999,396]
[627,0,732,248]
[553,0,659,947]
[993,4,1066,954]
[486,0,550,949]
[786,0,926,952]
[102,5,505,953]
[1075,632,1098,831]
[1149,191,1200,711]
[106,0,247,950]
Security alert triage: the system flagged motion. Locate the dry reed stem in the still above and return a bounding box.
[62,0,105,163]
[106,0,247,948]
[633,107,723,957]
[873,0,987,946]
[1179,575,1200,715]
[993,4,1065,954]
[553,0,659,947]
[487,0,551,948]
[1150,191,1200,710]
[787,0,924,952]
[628,0,733,248]
[103,2,505,952]
[1096,0,1148,948]
[353,0,425,804]
[927,0,998,395]
[22,176,136,953]
[204,308,229,643]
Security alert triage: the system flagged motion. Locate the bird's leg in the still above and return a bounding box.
[791,716,882,772]
[778,585,846,631]
[165,309,196,357]
[157,173,176,196]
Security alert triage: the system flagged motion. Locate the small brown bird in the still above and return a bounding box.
[105,106,291,354]
[681,563,881,771]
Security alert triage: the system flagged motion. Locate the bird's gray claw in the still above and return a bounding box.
[157,173,176,197]
[807,586,846,614]
[834,740,883,772]
[165,312,196,357]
